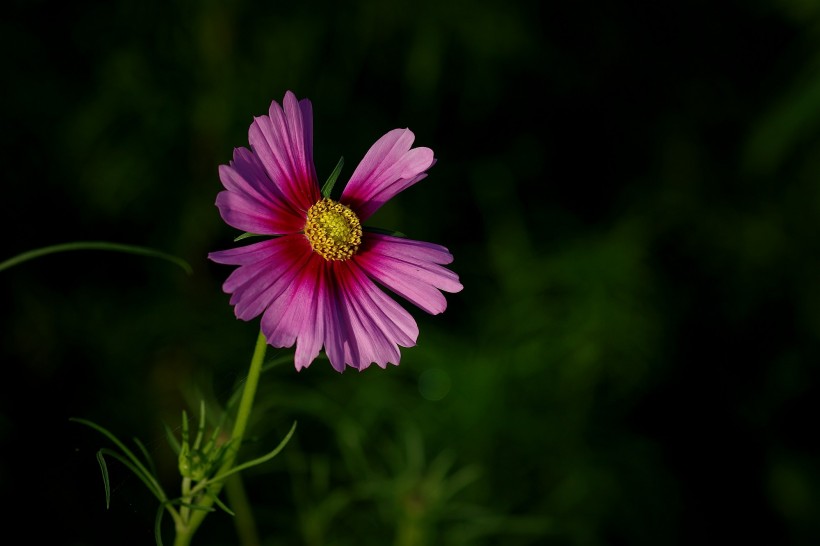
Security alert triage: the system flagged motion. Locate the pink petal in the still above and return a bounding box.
[259,251,328,368]
[209,236,314,321]
[248,91,321,213]
[210,236,388,371]
[340,129,435,221]
[354,233,463,315]
[208,237,283,265]
[215,190,296,235]
[317,269,353,372]
[215,147,306,234]
[249,254,420,371]
[229,238,314,320]
[326,260,419,370]
[293,261,327,371]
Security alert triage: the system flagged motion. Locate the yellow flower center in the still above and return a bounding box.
[304,198,362,261]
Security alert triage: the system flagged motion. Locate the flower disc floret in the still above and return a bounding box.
[304,198,362,261]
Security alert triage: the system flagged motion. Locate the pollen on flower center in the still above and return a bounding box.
[304,198,363,261]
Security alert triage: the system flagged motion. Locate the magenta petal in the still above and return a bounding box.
[216,148,306,234]
[215,191,286,235]
[256,254,377,373]
[293,262,327,371]
[228,238,314,321]
[208,237,282,265]
[340,128,435,221]
[259,283,301,352]
[259,252,326,367]
[318,269,353,372]
[248,91,321,213]
[209,236,313,321]
[210,235,420,371]
[355,234,463,315]
[324,261,419,370]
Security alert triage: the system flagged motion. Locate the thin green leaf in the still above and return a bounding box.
[71,418,166,500]
[93,450,183,529]
[194,400,206,451]
[321,157,344,198]
[133,436,158,478]
[0,241,192,274]
[98,448,166,502]
[95,450,111,509]
[213,495,236,516]
[154,504,165,546]
[181,409,190,448]
[202,426,225,464]
[207,421,297,485]
[163,422,181,455]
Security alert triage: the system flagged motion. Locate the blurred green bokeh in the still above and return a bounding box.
[2,0,820,545]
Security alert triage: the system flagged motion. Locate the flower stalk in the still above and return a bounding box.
[173,330,268,546]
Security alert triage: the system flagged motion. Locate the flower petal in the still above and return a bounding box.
[248,91,321,213]
[211,235,417,371]
[259,251,330,369]
[215,147,306,234]
[325,260,419,370]
[340,128,434,221]
[354,233,463,315]
[208,237,282,265]
[292,259,327,371]
[209,236,314,321]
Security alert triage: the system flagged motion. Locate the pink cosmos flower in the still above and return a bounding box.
[209,91,463,372]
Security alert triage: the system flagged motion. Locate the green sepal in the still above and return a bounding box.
[321,156,344,198]
[365,227,407,238]
[233,232,285,242]
[233,232,263,242]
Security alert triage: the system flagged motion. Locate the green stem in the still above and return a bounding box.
[180,477,192,523]
[173,330,268,546]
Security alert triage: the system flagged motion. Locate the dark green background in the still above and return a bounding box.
[2,0,820,544]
